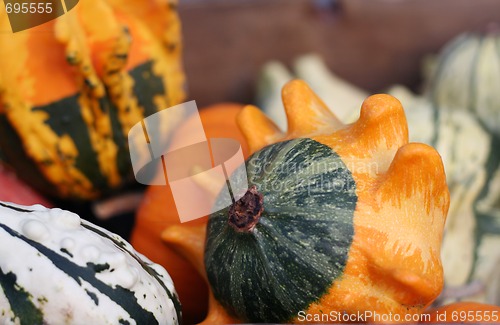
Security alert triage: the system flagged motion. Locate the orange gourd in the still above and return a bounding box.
[130,103,249,324]
[163,80,450,324]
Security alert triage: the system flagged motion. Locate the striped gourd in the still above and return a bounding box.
[0,0,185,200]
[204,81,449,323]
[0,201,181,325]
[425,31,500,138]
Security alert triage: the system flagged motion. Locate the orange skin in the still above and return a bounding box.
[0,0,179,107]
[162,224,240,325]
[163,80,450,324]
[131,103,249,324]
[422,302,500,323]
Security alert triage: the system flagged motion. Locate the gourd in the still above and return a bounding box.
[257,55,500,305]
[0,0,185,200]
[131,103,250,324]
[424,30,500,138]
[201,80,449,323]
[255,61,294,131]
[0,201,181,324]
[389,85,500,305]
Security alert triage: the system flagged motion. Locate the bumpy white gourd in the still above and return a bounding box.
[0,202,181,325]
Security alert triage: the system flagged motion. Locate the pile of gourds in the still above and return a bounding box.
[1,0,500,323]
[0,1,186,324]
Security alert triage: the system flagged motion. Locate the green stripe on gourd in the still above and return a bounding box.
[81,222,183,316]
[470,135,500,297]
[475,135,500,235]
[34,95,109,190]
[0,270,44,325]
[205,138,356,323]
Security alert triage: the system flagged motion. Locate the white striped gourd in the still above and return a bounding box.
[0,202,181,324]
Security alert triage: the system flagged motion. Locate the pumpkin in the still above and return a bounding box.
[0,0,185,200]
[421,302,500,323]
[130,103,250,324]
[424,30,500,138]
[165,80,450,323]
[0,163,52,207]
[0,201,181,324]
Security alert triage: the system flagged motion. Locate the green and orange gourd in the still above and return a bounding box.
[163,80,452,323]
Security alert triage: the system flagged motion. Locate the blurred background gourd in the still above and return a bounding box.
[0,0,185,201]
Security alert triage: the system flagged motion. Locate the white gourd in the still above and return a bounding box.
[0,202,181,325]
[255,61,294,131]
[425,32,500,138]
[293,54,367,123]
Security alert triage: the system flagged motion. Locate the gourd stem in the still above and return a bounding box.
[228,185,264,232]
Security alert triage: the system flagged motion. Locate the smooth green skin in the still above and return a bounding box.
[205,138,357,323]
